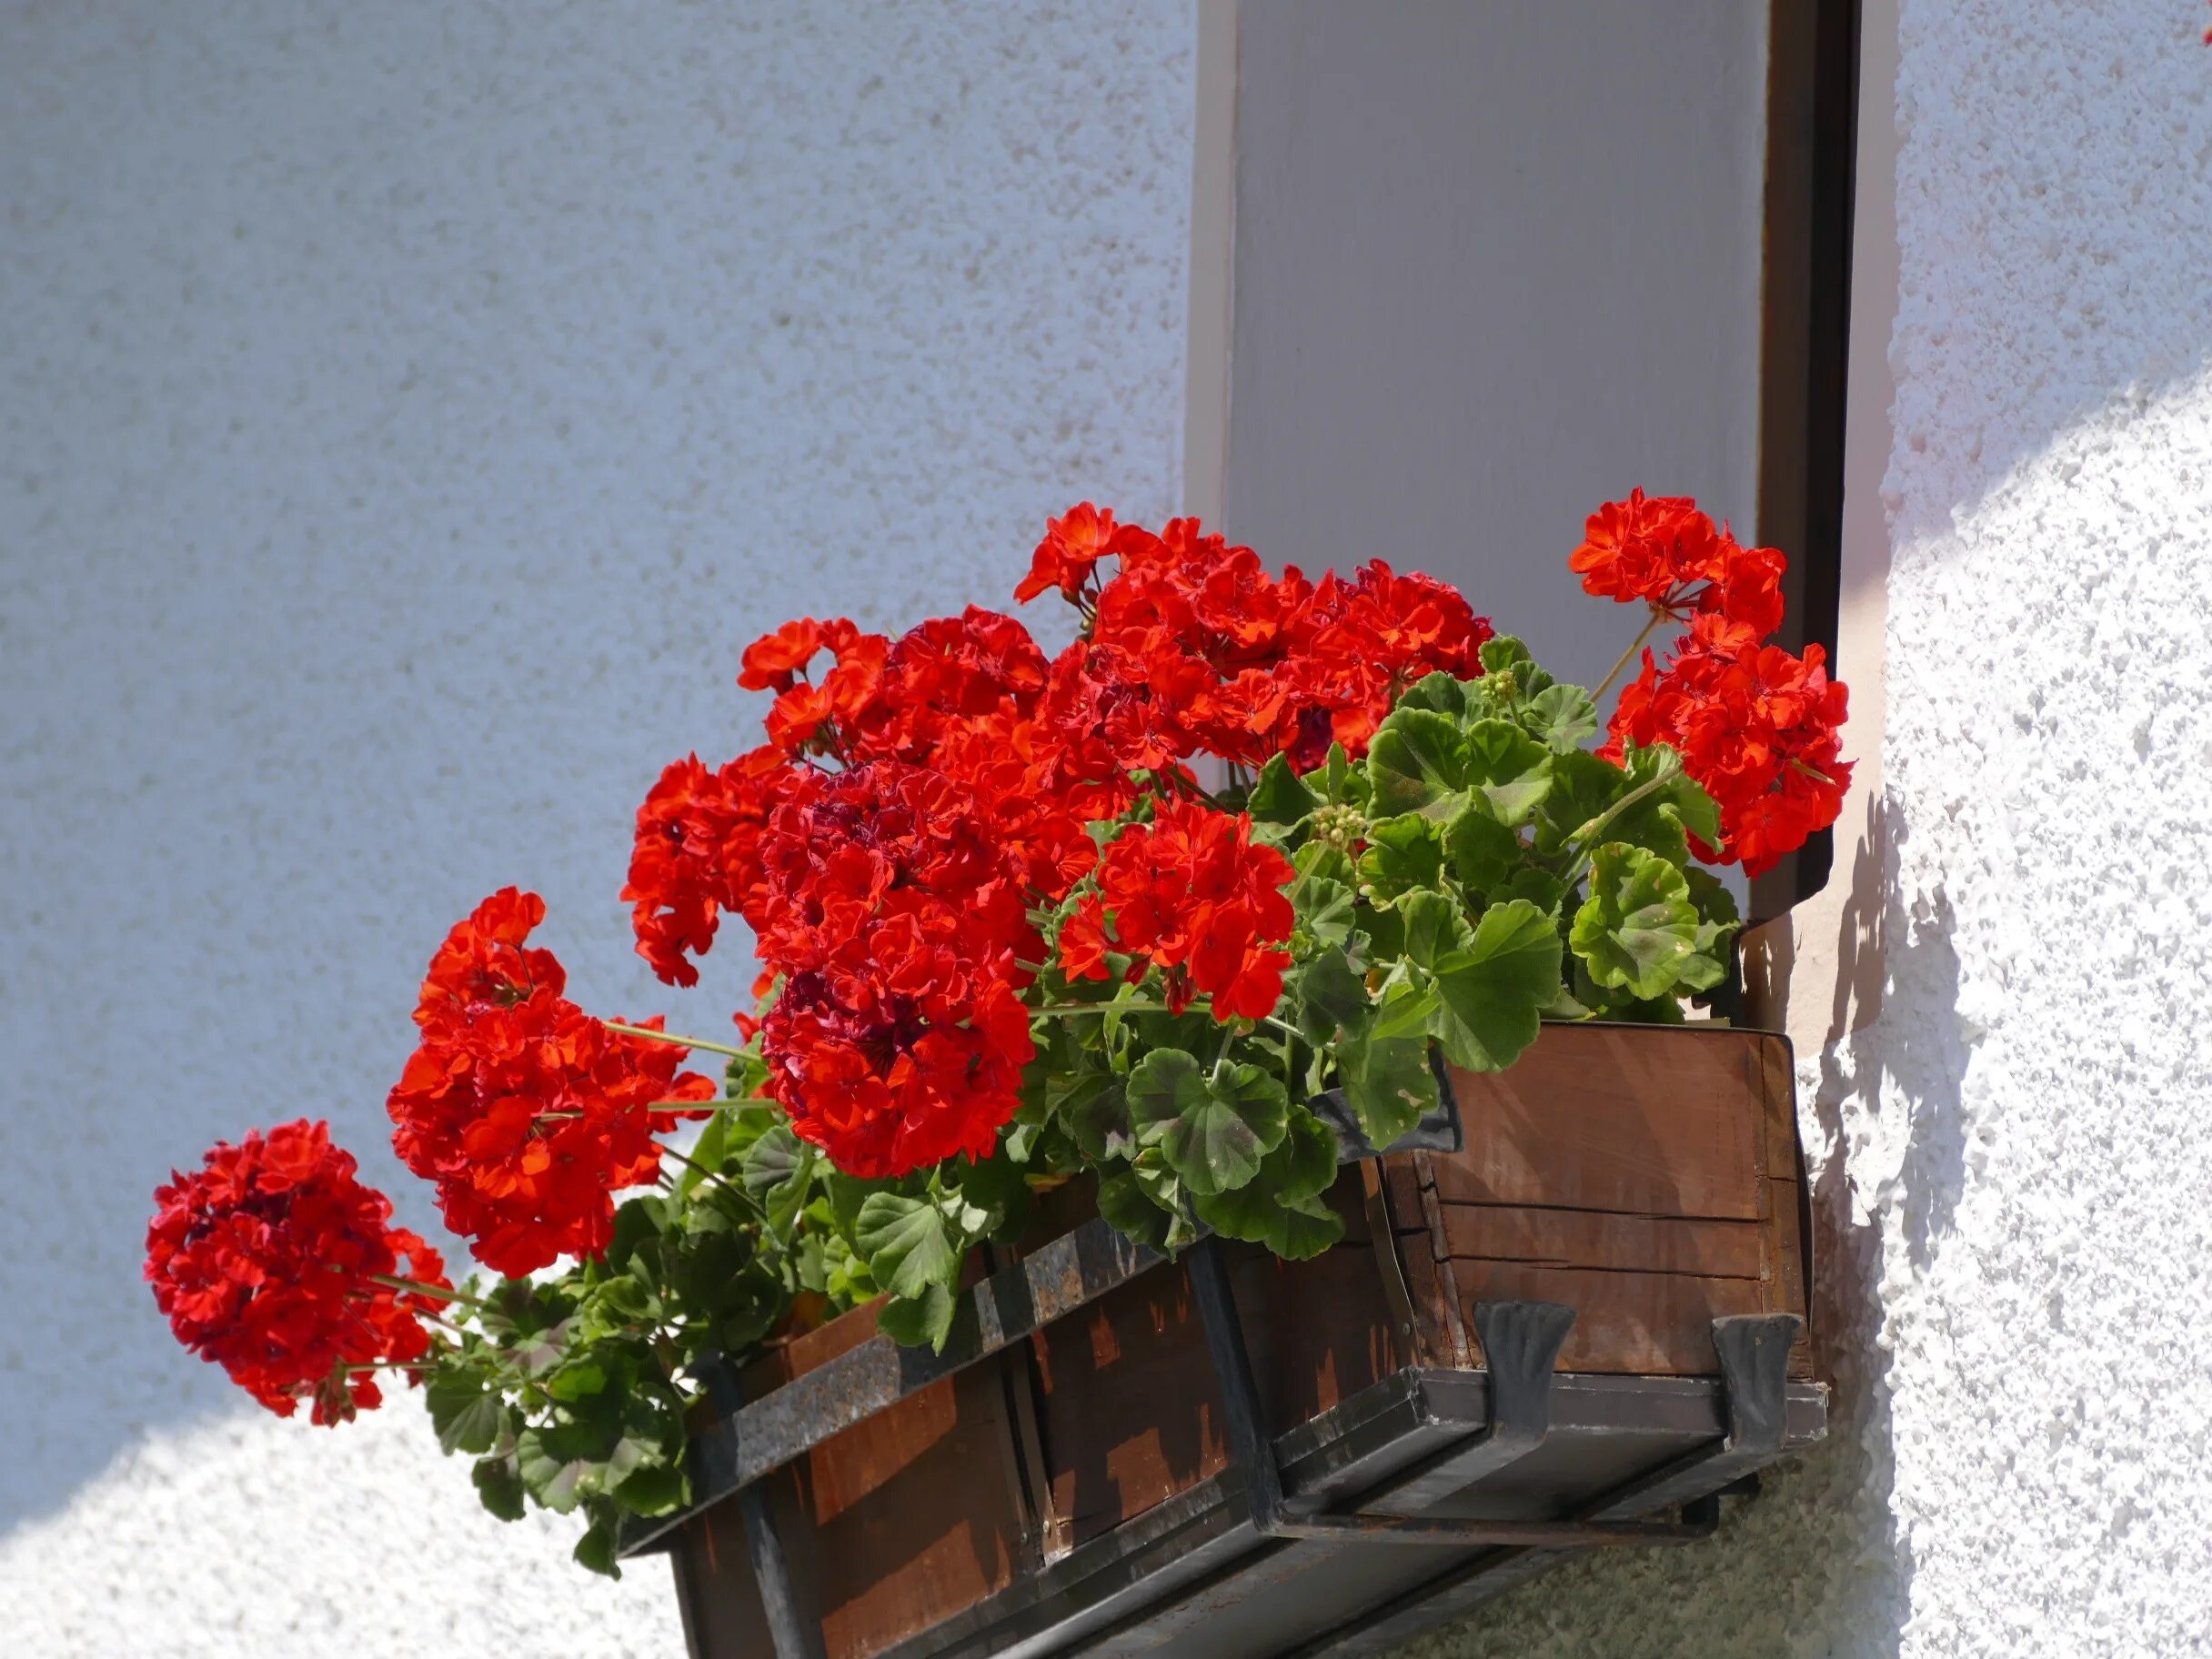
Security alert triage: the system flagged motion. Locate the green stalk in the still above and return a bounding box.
[1562,754,1684,886]
[1591,601,1672,704]
[602,1021,750,1061]
[368,1272,489,1312]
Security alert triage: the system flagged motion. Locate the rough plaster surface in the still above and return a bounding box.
[0,4,1192,1654]
[1411,4,2212,1655]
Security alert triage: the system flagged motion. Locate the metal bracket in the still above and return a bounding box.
[1282,1309,1809,1657]
[1184,1239,1722,1551]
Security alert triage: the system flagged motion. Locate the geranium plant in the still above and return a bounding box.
[147,493,1847,1572]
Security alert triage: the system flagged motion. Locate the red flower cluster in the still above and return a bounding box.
[1606,615,1853,878]
[1062,799,1296,1020]
[1575,490,1845,873]
[1570,488,1785,637]
[146,1121,449,1424]
[387,890,715,1274]
[627,601,1125,991]
[750,761,1040,1177]
[1028,509,1494,772]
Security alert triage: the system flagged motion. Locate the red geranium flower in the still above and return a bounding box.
[1063,800,1295,1021]
[389,890,715,1274]
[1604,614,1852,877]
[146,1120,449,1425]
[748,762,1041,1178]
[1014,501,1121,604]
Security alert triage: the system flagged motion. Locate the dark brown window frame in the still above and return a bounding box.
[1752,0,1863,923]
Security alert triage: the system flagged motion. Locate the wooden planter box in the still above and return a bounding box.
[624,1023,1825,1659]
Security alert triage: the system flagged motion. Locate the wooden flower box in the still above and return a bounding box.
[621,1022,1825,1659]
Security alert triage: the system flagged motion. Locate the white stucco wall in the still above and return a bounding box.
[1413,3,2212,1655]
[0,5,1193,1654]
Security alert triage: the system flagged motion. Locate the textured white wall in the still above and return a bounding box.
[0,4,1193,1654]
[1413,3,2212,1655]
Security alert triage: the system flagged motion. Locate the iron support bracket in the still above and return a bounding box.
[1184,1236,1724,1552]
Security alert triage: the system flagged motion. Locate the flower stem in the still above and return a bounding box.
[659,1141,744,1197]
[1591,603,1671,704]
[602,1021,750,1061]
[1032,1000,1179,1016]
[369,1273,488,1312]
[1563,751,1684,885]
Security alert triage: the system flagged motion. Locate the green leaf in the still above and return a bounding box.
[1290,871,1357,952]
[1316,740,1370,808]
[544,1357,612,1403]
[1095,1166,1175,1252]
[679,1109,730,1198]
[1534,750,1633,858]
[1571,842,1700,999]
[1367,961,1442,1039]
[1678,867,1743,993]
[1058,1071,1136,1162]
[1494,867,1567,915]
[1478,635,1553,696]
[573,1515,622,1578]
[1396,890,1465,976]
[1192,1111,1345,1257]
[852,1192,962,1302]
[1356,812,1444,903]
[1524,683,1600,752]
[1395,671,1482,720]
[472,1453,528,1522]
[1248,752,1320,825]
[426,1372,507,1457]
[1337,970,1441,1148]
[1624,743,1722,850]
[1443,804,1523,893]
[516,1426,596,1514]
[741,1124,816,1234]
[1126,1050,1289,1198]
[1460,720,1554,825]
[952,1146,1031,1236]
[611,1458,688,1517]
[875,1282,959,1350]
[1366,708,1469,821]
[1288,947,1371,1047]
[1423,898,1562,1073]
[1292,836,1356,886]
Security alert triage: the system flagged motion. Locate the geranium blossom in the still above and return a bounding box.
[1604,614,1852,877]
[146,1120,449,1424]
[1063,799,1296,1020]
[749,761,1041,1176]
[387,889,715,1274]
[1021,509,1491,772]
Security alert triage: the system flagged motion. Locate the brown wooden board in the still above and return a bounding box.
[674,1291,1040,1659]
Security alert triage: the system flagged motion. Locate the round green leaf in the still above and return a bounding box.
[1571,842,1700,999]
[1423,897,1563,1073]
[1460,720,1554,826]
[1365,708,1470,820]
[1126,1050,1290,1197]
[852,1191,961,1302]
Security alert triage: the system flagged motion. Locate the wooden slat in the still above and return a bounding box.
[1413,1204,1768,1281]
[1433,1025,1766,1220]
[1404,1252,1773,1378]
[1029,1178,1400,1549]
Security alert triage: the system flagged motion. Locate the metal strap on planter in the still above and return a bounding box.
[1182,1239,1782,1552]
